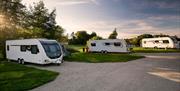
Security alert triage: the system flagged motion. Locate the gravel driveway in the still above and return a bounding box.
[31,53,180,91]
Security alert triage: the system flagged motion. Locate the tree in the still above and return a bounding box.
[90,32,97,39]
[27,1,48,29]
[75,31,90,45]
[43,9,57,39]
[27,2,65,40]
[68,31,103,45]
[153,33,169,37]
[129,34,153,46]
[0,0,26,27]
[0,0,67,59]
[90,36,103,40]
[108,28,118,39]
[0,0,26,59]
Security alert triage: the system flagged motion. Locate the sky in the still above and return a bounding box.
[22,0,180,38]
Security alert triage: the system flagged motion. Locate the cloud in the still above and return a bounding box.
[56,0,90,5]
[57,1,88,5]
[62,19,180,39]
[51,0,99,5]
[22,0,100,6]
[122,0,180,17]
[22,0,180,38]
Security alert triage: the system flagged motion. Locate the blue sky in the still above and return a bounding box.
[22,0,180,38]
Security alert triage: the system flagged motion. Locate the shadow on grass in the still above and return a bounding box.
[0,61,59,91]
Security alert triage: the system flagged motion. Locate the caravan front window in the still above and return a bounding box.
[91,43,96,46]
[163,40,169,44]
[40,41,61,59]
[114,42,122,47]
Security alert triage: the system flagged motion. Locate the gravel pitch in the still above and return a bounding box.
[31,53,180,91]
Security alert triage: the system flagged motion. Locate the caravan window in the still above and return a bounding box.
[114,42,122,46]
[104,42,110,46]
[91,43,96,46]
[163,40,169,44]
[7,45,9,51]
[20,45,26,52]
[31,45,39,54]
[26,45,31,51]
[144,41,146,44]
[154,40,159,43]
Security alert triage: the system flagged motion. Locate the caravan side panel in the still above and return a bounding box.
[88,39,129,53]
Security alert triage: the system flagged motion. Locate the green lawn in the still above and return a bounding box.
[64,53,144,63]
[67,45,85,52]
[131,47,180,53]
[0,61,59,91]
[67,45,180,53]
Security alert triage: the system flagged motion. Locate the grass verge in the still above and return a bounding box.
[0,61,59,91]
[67,45,85,52]
[132,47,180,53]
[64,53,144,63]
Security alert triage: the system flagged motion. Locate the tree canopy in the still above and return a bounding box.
[68,31,102,45]
[108,28,118,39]
[0,0,67,59]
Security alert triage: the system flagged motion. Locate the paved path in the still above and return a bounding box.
[31,53,180,91]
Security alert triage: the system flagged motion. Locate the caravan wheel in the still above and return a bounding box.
[21,59,25,64]
[154,46,158,49]
[101,50,104,53]
[104,50,108,53]
[17,59,25,64]
[18,59,21,64]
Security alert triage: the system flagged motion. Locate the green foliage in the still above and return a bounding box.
[127,34,153,46]
[153,33,169,37]
[0,0,66,40]
[67,45,85,52]
[0,0,67,58]
[17,28,43,38]
[0,61,59,91]
[27,1,49,28]
[75,31,89,45]
[108,28,118,39]
[0,0,26,26]
[90,32,97,38]
[68,31,101,45]
[132,47,180,53]
[66,48,79,53]
[64,53,144,63]
[90,36,103,40]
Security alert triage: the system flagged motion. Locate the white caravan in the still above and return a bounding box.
[141,37,180,48]
[87,39,130,53]
[6,39,64,65]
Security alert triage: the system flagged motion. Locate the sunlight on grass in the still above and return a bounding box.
[132,47,180,53]
[64,53,144,63]
[0,61,59,91]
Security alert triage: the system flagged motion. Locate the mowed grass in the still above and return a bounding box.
[68,45,180,53]
[67,45,85,52]
[64,53,144,63]
[0,61,59,91]
[132,47,180,53]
